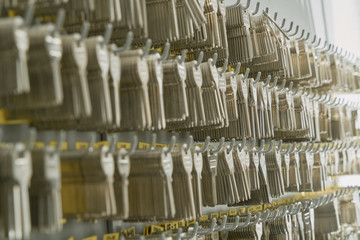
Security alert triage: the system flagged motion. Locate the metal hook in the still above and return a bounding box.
[141,39,152,58]
[248,212,262,226]
[245,139,256,152]
[299,142,310,152]
[164,136,176,155]
[280,18,286,29]
[265,7,269,13]
[218,59,229,75]
[22,1,35,28]
[232,62,241,77]
[306,142,315,152]
[78,21,90,45]
[244,0,251,10]
[266,210,279,222]
[224,216,240,231]
[115,31,133,53]
[197,136,210,153]
[102,23,113,46]
[107,134,117,154]
[237,213,252,228]
[291,203,302,215]
[314,38,322,48]
[274,12,278,21]
[314,92,323,101]
[262,140,274,153]
[259,210,270,223]
[178,49,188,64]
[252,2,260,15]
[276,140,283,152]
[174,228,182,240]
[268,77,278,89]
[292,84,300,95]
[312,35,317,44]
[159,42,170,62]
[289,25,299,37]
[210,137,225,154]
[195,51,204,69]
[277,206,288,219]
[215,215,227,231]
[305,32,311,41]
[276,79,286,91]
[227,138,236,154]
[287,81,294,93]
[26,128,37,151]
[53,8,66,35]
[294,143,303,153]
[284,21,294,33]
[183,136,194,153]
[308,89,318,100]
[238,138,247,152]
[243,68,250,80]
[124,134,139,156]
[320,144,329,153]
[264,75,272,87]
[182,222,199,239]
[198,218,217,235]
[288,143,297,154]
[254,139,265,153]
[253,72,262,85]
[296,29,305,40]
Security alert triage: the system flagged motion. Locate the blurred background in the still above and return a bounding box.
[224,0,360,56]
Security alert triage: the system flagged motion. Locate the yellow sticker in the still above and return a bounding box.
[143,225,163,236]
[49,141,68,150]
[271,201,279,207]
[220,211,228,218]
[103,233,119,240]
[33,142,45,149]
[159,223,171,231]
[154,143,169,148]
[210,213,219,219]
[68,237,74,240]
[170,222,179,230]
[138,142,150,149]
[263,203,272,210]
[186,219,196,226]
[121,227,135,238]
[229,209,237,216]
[82,236,97,240]
[117,142,131,150]
[178,220,186,227]
[248,205,262,213]
[238,208,246,215]
[199,215,209,222]
[94,141,109,149]
[61,218,67,224]
[76,142,89,150]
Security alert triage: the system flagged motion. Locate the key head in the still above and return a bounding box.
[116,149,130,179]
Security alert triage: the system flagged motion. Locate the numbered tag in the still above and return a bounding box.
[103,233,119,240]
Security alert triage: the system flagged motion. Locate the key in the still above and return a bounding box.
[108,43,121,130]
[29,146,62,233]
[0,16,30,96]
[79,33,113,130]
[0,143,32,240]
[145,52,166,131]
[201,148,218,207]
[128,148,175,220]
[113,149,130,219]
[191,146,203,216]
[119,49,152,131]
[171,146,195,220]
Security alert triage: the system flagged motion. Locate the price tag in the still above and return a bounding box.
[229,209,237,216]
[199,215,209,222]
[220,211,228,218]
[103,233,119,240]
[121,227,135,238]
[76,142,89,149]
[117,142,131,149]
[49,141,68,150]
[186,219,196,226]
[248,205,262,213]
[238,207,246,215]
[210,213,219,219]
[68,237,75,240]
[94,141,109,149]
[178,220,186,227]
[138,142,150,149]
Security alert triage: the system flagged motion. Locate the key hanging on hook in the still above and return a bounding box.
[276,79,286,91]
[288,25,299,37]
[252,2,260,15]
[296,29,305,40]
[231,62,241,77]
[268,77,278,89]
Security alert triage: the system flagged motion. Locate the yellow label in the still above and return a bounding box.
[33,142,45,149]
[220,211,228,218]
[103,233,119,240]
[263,203,272,210]
[94,141,109,148]
[49,141,68,150]
[83,236,97,240]
[278,198,291,205]
[178,220,186,227]
[68,237,74,240]
[248,205,262,213]
[154,143,169,148]
[229,209,237,216]
[199,215,209,222]
[117,142,131,149]
[210,213,219,219]
[293,194,304,202]
[138,142,150,149]
[186,219,196,226]
[121,227,135,238]
[61,218,67,224]
[238,208,246,215]
[271,201,279,207]
[143,225,163,236]
[159,223,171,231]
[76,142,89,149]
